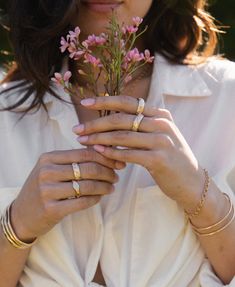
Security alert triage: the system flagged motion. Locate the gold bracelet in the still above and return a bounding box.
[1,214,22,248]
[184,169,210,219]
[191,193,232,232]
[0,202,36,249]
[190,193,235,237]
[193,205,235,237]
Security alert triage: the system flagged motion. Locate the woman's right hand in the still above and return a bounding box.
[10,148,124,242]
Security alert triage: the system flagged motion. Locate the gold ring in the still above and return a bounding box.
[72,163,81,180]
[136,98,145,115]
[131,114,144,132]
[72,181,81,198]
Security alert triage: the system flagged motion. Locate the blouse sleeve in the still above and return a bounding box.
[199,259,235,286]
[0,187,21,215]
[199,166,235,286]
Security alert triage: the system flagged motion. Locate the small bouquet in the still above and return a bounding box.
[52,14,154,116]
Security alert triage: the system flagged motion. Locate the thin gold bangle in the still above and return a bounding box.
[1,216,21,248]
[190,193,232,232]
[0,202,36,249]
[193,205,235,237]
[5,205,23,247]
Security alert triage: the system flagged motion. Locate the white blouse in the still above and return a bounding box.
[1,54,235,287]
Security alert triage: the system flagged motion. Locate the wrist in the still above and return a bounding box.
[176,167,206,213]
[176,167,229,228]
[11,201,37,243]
[188,181,229,228]
[178,175,229,228]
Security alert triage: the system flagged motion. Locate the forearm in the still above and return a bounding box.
[0,224,29,287]
[183,180,235,284]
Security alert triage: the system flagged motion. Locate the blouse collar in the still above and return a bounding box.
[154,54,212,98]
[0,53,212,114]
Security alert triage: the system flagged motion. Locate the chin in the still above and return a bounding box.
[80,1,125,14]
[75,1,135,36]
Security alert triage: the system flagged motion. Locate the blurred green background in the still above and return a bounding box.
[0,0,235,66]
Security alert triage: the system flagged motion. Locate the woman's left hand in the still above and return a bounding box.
[73,95,205,209]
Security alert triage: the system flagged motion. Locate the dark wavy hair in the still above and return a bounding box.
[0,0,219,113]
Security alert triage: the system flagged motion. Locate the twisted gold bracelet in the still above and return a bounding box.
[184,168,210,219]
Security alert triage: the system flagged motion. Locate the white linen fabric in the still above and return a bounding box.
[0,54,235,287]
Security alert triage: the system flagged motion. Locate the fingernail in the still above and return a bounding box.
[81,98,96,106]
[115,162,126,169]
[77,136,88,143]
[72,124,84,134]
[93,144,105,153]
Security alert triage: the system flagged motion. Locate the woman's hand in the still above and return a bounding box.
[73,96,205,210]
[11,149,124,242]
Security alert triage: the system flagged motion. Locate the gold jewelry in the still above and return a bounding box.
[72,181,81,198]
[1,202,36,249]
[193,208,235,237]
[184,169,210,219]
[136,98,145,115]
[131,114,144,132]
[191,193,232,232]
[190,193,235,237]
[72,163,81,180]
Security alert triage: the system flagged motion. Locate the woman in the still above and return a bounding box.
[0,0,235,286]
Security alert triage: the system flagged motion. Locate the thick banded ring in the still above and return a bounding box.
[72,181,81,198]
[131,114,144,132]
[72,163,81,180]
[136,98,145,115]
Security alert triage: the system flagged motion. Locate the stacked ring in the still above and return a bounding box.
[136,98,145,115]
[131,114,145,132]
[72,163,81,180]
[72,181,81,198]
[132,98,145,132]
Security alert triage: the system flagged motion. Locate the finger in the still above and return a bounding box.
[93,145,171,173]
[39,148,125,170]
[73,113,174,136]
[93,145,149,166]
[56,195,101,217]
[41,163,118,183]
[80,95,174,119]
[77,131,175,150]
[45,181,115,200]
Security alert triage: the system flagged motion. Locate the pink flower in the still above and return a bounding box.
[85,34,97,46]
[51,71,72,85]
[84,54,102,68]
[144,49,155,63]
[125,48,144,63]
[68,27,81,41]
[96,35,107,45]
[68,42,78,58]
[82,41,89,49]
[60,37,69,53]
[132,17,143,27]
[122,25,138,34]
[74,50,86,60]
[51,73,63,85]
[63,71,72,82]
[84,34,107,47]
